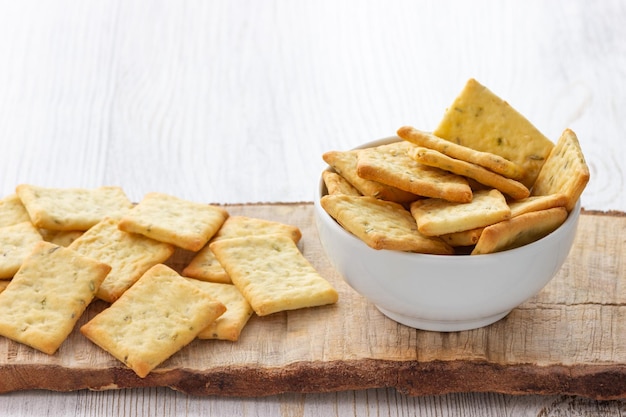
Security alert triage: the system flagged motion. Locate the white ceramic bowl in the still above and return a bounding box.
[314,137,581,332]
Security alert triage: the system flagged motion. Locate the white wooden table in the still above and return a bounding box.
[1,0,625,415]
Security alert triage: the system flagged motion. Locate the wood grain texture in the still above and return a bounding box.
[1,204,624,401]
[0,0,625,415]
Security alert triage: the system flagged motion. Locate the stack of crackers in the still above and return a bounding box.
[0,187,338,378]
[321,79,590,255]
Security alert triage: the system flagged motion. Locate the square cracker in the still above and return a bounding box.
[210,234,339,316]
[70,217,175,302]
[398,126,524,180]
[118,192,228,252]
[15,185,134,231]
[185,279,253,341]
[0,194,31,227]
[80,264,226,378]
[407,146,530,200]
[433,78,554,188]
[471,207,568,254]
[322,170,361,196]
[531,129,590,212]
[410,189,511,236]
[182,216,302,284]
[321,194,454,254]
[356,141,473,203]
[0,221,43,278]
[0,241,111,354]
[322,149,418,203]
[508,194,569,218]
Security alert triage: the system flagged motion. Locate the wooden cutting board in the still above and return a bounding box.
[0,203,624,400]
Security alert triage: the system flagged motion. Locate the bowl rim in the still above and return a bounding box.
[315,136,581,260]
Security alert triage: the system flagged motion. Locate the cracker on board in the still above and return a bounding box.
[0,221,43,279]
[471,207,568,255]
[0,241,111,354]
[322,170,361,196]
[80,264,226,378]
[118,192,228,252]
[15,185,134,231]
[531,129,590,212]
[508,194,569,218]
[410,189,511,236]
[69,217,175,303]
[321,194,454,254]
[185,279,253,341]
[407,145,530,200]
[322,149,419,203]
[356,141,473,203]
[397,126,524,180]
[0,194,31,227]
[210,234,339,316]
[182,216,302,284]
[433,78,554,188]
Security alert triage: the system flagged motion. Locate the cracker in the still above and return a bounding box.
[185,279,253,341]
[322,149,418,203]
[356,141,473,203]
[531,129,590,212]
[42,230,84,247]
[0,194,31,227]
[433,78,554,188]
[508,194,569,218]
[210,234,339,316]
[15,185,134,231]
[398,126,524,180]
[0,241,111,354]
[439,227,484,247]
[70,218,175,302]
[321,194,454,254]
[322,170,361,196]
[0,221,43,278]
[183,216,302,284]
[0,280,10,294]
[80,264,226,378]
[118,192,228,251]
[410,189,511,236]
[407,146,530,200]
[471,207,568,255]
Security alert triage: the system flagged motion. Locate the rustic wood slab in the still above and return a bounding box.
[0,203,624,399]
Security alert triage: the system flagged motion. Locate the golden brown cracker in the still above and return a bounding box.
[185,279,253,341]
[433,78,554,188]
[15,185,134,231]
[80,264,226,378]
[322,170,361,196]
[407,145,530,200]
[398,126,524,180]
[0,194,31,227]
[118,192,228,251]
[322,149,419,203]
[471,207,568,255]
[439,227,484,247]
[410,189,511,236]
[0,241,111,354]
[182,216,302,284]
[0,221,43,278]
[356,141,473,203]
[210,234,339,316]
[70,218,175,302]
[531,129,590,212]
[508,194,569,218]
[321,194,454,254]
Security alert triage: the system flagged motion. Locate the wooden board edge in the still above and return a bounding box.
[2,360,626,400]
